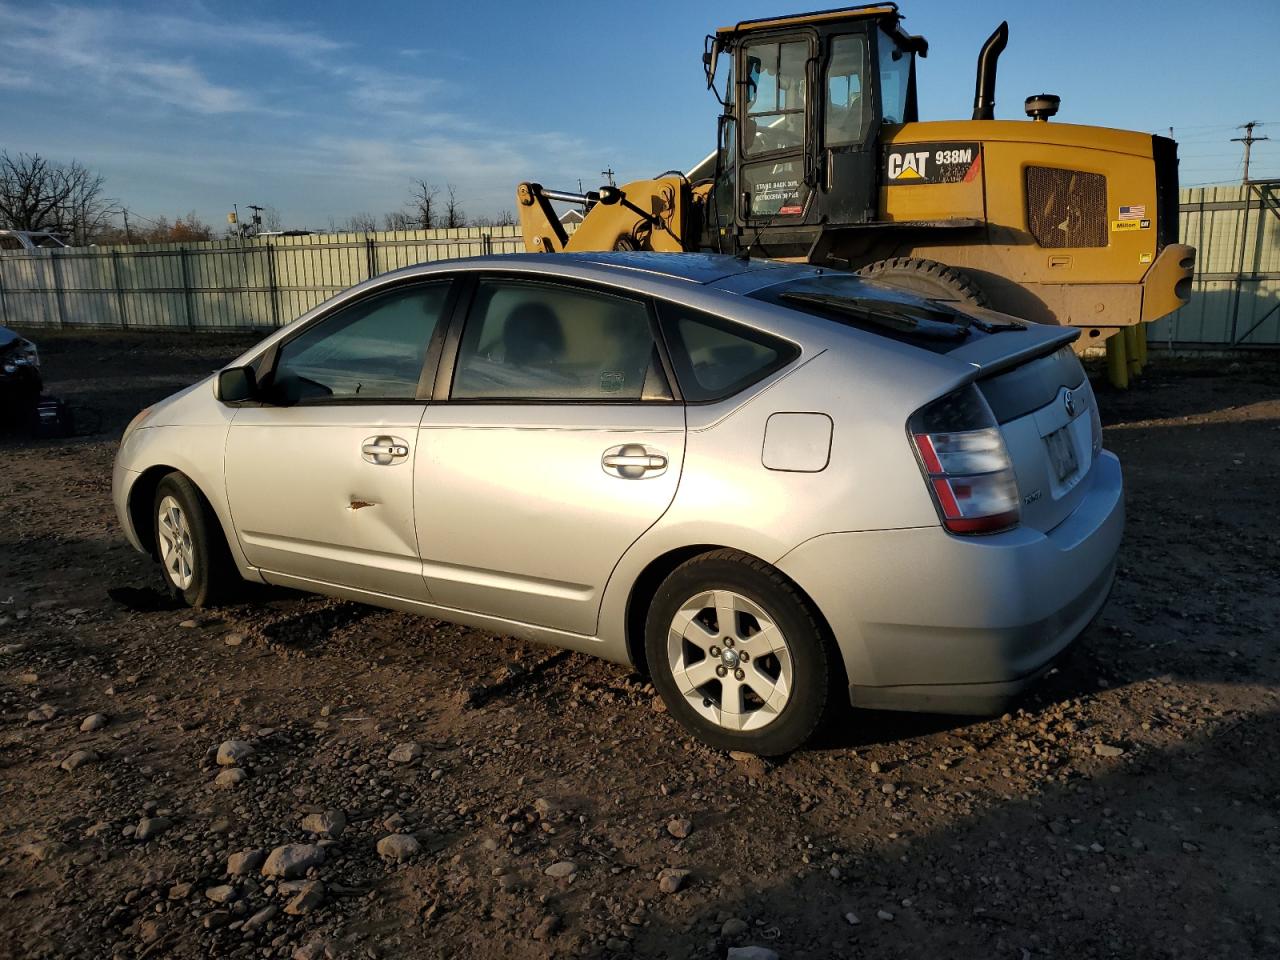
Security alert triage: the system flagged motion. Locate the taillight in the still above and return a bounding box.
[909,385,1020,535]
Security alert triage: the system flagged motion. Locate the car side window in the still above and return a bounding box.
[451,279,672,401]
[657,302,799,402]
[271,282,450,403]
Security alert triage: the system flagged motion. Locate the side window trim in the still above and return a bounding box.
[259,276,459,406]
[435,272,682,405]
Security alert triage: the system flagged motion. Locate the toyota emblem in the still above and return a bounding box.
[1064,390,1076,417]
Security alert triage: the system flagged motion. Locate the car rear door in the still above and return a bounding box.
[413,275,685,635]
[224,279,455,600]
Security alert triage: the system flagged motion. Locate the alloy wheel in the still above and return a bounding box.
[666,589,793,731]
[157,494,195,591]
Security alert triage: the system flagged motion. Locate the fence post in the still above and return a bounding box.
[0,261,8,328]
[266,242,281,328]
[366,236,377,279]
[50,252,66,329]
[111,250,128,329]
[179,247,196,330]
[482,233,493,256]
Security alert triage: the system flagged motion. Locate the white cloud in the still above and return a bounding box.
[0,3,602,222]
[0,3,257,114]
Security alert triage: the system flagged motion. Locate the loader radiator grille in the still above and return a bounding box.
[1025,166,1107,248]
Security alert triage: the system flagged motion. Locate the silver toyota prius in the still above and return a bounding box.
[112,252,1123,755]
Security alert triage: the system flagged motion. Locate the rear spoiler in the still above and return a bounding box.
[947,313,1079,379]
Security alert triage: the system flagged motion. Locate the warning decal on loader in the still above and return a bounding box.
[884,142,982,185]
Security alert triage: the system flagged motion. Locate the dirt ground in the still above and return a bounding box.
[0,329,1277,960]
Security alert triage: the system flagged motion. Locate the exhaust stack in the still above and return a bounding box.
[971,21,1009,120]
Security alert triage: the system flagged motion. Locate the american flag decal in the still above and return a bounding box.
[1119,204,1146,220]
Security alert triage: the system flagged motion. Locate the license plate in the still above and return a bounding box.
[1045,426,1079,481]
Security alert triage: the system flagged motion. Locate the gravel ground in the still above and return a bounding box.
[1,330,1278,960]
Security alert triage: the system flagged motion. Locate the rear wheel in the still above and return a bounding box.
[153,472,235,608]
[645,550,838,756]
[854,256,987,306]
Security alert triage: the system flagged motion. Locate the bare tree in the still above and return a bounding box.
[262,205,283,232]
[495,209,516,227]
[409,180,438,229]
[0,151,116,244]
[382,210,414,231]
[94,210,215,245]
[343,212,378,232]
[443,183,466,229]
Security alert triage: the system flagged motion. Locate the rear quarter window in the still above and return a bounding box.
[657,302,798,402]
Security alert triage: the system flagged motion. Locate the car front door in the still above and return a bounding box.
[224,279,454,600]
[414,276,685,635]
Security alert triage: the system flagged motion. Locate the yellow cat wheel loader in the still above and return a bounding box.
[516,3,1195,386]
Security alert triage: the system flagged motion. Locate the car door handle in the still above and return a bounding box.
[362,435,410,465]
[602,444,668,479]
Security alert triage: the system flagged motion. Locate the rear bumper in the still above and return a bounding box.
[776,451,1124,715]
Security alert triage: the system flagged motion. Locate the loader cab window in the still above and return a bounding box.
[825,35,868,146]
[743,39,808,157]
[878,30,912,125]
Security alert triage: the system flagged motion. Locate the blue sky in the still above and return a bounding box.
[1,0,1277,230]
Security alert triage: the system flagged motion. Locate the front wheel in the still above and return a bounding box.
[153,472,235,607]
[645,550,839,756]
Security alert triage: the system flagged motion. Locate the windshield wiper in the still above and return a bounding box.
[780,292,970,341]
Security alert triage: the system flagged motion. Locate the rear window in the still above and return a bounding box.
[656,302,798,402]
[751,274,1022,354]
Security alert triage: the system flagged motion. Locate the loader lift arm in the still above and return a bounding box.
[517,178,701,254]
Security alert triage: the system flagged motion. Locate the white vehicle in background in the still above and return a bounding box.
[0,230,68,251]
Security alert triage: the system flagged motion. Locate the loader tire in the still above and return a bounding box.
[854,257,987,306]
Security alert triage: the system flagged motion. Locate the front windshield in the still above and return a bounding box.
[878,29,911,124]
[743,40,807,157]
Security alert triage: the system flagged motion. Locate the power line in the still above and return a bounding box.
[1231,121,1269,183]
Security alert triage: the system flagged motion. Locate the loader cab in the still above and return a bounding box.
[704,4,926,258]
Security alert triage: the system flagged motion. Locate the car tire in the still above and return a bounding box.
[152,472,236,608]
[645,550,839,756]
[854,256,987,306]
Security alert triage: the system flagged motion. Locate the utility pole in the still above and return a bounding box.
[121,208,132,244]
[1232,121,1269,184]
[246,204,265,236]
[601,167,616,187]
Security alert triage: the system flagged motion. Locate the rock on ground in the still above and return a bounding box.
[657,868,691,894]
[376,834,421,861]
[261,844,325,879]
[241,904,277,935]
[60,749,98,771]
[135,817,171,841]
[214,767,247,787]
[300,809,346,838]
[227,849,265,875]
[284,880,325,916]
[215,740,254,766]
[388,742,422,764]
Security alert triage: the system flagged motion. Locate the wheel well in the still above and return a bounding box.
[129,466,233,562]
[129,466,179,560]
[623,545,846,691]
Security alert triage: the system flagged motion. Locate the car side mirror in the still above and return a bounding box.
[217,365,258,403]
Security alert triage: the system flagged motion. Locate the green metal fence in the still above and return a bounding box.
[1149,182,1280,348]
[3,187,1278,346]
[0,226,528,331]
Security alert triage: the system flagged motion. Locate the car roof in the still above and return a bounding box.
[545,251,809,285]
